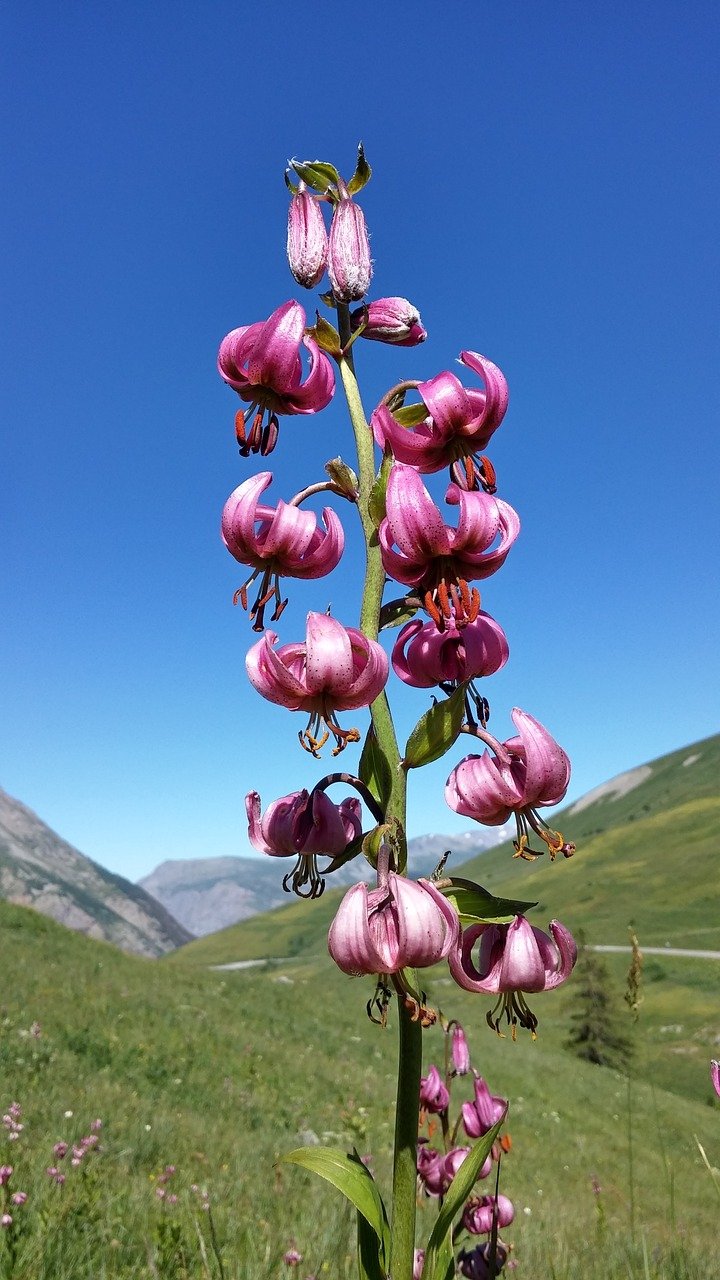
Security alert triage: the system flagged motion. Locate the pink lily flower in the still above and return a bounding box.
[379,465,519,626]
[445,708,574,860]
[371,352,508,476]
[392,612,508,688]
[350,297,426,346]
[419,1065,450,1114]
[246,788,362,898]
[218,301,334,456]
[328,872,458,977]
[462,1194,515,1236]
[448,915,577,1037]
[287,182,328,288]
[458,1241,511,1279]
[444,1145,493,1184]
[246,612,388,757]
[222,473,344,630]
[711,1060,720,1098]
[417,1142,446,1197]
[461,1076,507,1139]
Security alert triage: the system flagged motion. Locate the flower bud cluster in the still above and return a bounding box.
[416,1022,515,1273]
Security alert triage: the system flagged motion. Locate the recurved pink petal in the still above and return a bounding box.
[459,351,509,436]
[281,332,335,413]
[328,883,386,976]
[497,916,547,993]
[385,465,451,560]
[245,631,310,708]
[304,613,354,696]
[247,301,305,392]
[539,920,578,989]
[448,924,504,994]
[511,709,571,807]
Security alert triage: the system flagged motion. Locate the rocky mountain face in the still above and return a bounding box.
[139,823,513,936]
[0,788,192,957]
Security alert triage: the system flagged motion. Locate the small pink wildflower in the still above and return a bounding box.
[284,1246,303,1265]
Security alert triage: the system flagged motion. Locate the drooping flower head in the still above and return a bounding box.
[222,473,344,630]
[445,708,574,859]
[392,612,509,688]
[458,1240,511,1278]
[461,1075,507,1139]
[350,297,426,346]
[461,1194,515,1237]
[287,182,328,288]
[246,612,388,757]
[371,352,508,480]
[419,1065,449,1114]
[246,788,362,898]
[416,1142,491,1199]
[450,1022,471,1075]
[449,915,577,1037]
[328,872,458,980]
[379,465,519,630]
[218,301,334,456]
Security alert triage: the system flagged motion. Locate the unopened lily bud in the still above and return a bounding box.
[350,297,426,346]
[287,183,328,288]
[451,1023,471,1075]
[328,195,372,302]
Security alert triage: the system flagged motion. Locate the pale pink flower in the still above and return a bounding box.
[246,612,388,757]
[11,1192,27,1206]
[451,1023,471,1075]
[1,1214,12,1228]
[392,612,508,688]
[449,915,577,1036]
[0,1167,12,1187]
[222,472,344,629]
[462,1076,507,1138]
[246,788,362,898]
[711,1060,720,1097]
[284,1246,303,1265]
[371,352,508,475]
[287,183,328,288]
[350,297,426,346]
[328,195,371,301]
[328,873,458,978]
[445,708,573,859]
[218,301,334,456]
[379,465,519,624]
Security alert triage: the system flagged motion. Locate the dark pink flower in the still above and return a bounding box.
[222,472,344,629]
[445,708,573,859]
[246,788,362,898]
[711,1060,720,1098]
[218,301,334,456]
[379,465,519,624]
[371,352,508,475]
[328,196,372,301]
[419,1065,449,1114]
[417,1142,445,1197]
[287,183,328,288]
[449,915,577,1036]
[458,1241,511,1278]
[462,1194,515,1236]
[392,612,508,688]
[444,1145,492,1184]
[246,612,388,757]
[461,1076,507,1139]
[328,873,458,977]
[350,297,426,346]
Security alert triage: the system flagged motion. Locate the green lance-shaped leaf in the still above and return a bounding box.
[422,1118,505,1280]
[282,1147,390,1268]
[347,142,372,196]
[359,725,393,811]
[439,878,538,925]
[289,158,341,194]
[311,313,342,356]
[402,684,468,770]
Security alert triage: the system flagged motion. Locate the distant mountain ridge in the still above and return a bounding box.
[139,825,513,936]
[0,788,192,956]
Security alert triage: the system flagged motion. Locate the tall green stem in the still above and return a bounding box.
[336,302,418,1280]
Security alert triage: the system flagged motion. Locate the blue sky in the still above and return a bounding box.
[2,2,718,882]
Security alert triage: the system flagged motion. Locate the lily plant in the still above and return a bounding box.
[215,144,578,1280]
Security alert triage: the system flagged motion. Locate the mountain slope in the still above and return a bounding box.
[0,787,192,956]
[140,825,512,936]
[171,732,720,966]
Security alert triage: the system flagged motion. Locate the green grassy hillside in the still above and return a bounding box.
[2,898,720,1278]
